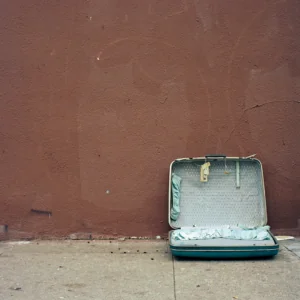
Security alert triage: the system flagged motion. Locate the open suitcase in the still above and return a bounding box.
[168,155,279,258]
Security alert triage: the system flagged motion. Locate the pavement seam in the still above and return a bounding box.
[282,245,300,259]
[172,256,177,300]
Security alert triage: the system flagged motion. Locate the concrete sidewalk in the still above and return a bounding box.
[0,239,299,300]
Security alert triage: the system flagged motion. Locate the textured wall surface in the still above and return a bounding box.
[1,0,300,239]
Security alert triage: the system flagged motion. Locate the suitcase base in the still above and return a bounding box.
[170,246,279,259]
[169,230,279,259]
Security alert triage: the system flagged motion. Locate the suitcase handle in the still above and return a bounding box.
[205,154,226,158]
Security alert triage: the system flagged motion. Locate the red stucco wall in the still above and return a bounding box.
[1,0,300,239]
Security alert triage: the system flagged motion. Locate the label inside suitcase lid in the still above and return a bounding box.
[169,157,267,229]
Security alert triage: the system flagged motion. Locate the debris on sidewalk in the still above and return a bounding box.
[276,236,294,241]
[69,234,77,240]
[9,287,22,291]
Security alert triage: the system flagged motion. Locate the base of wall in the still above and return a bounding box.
[0,230,168,241]
[1,229,299,241]
[272,228,300,237]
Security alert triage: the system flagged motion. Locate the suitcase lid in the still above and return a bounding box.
[168,155,268,229]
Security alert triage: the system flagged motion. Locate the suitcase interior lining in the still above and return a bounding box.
[170,159,267,229]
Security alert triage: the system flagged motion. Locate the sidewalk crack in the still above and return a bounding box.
[283,245,300,260]
[172,256,177,300]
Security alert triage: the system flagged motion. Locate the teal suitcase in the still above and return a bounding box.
[168,155,279,258]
